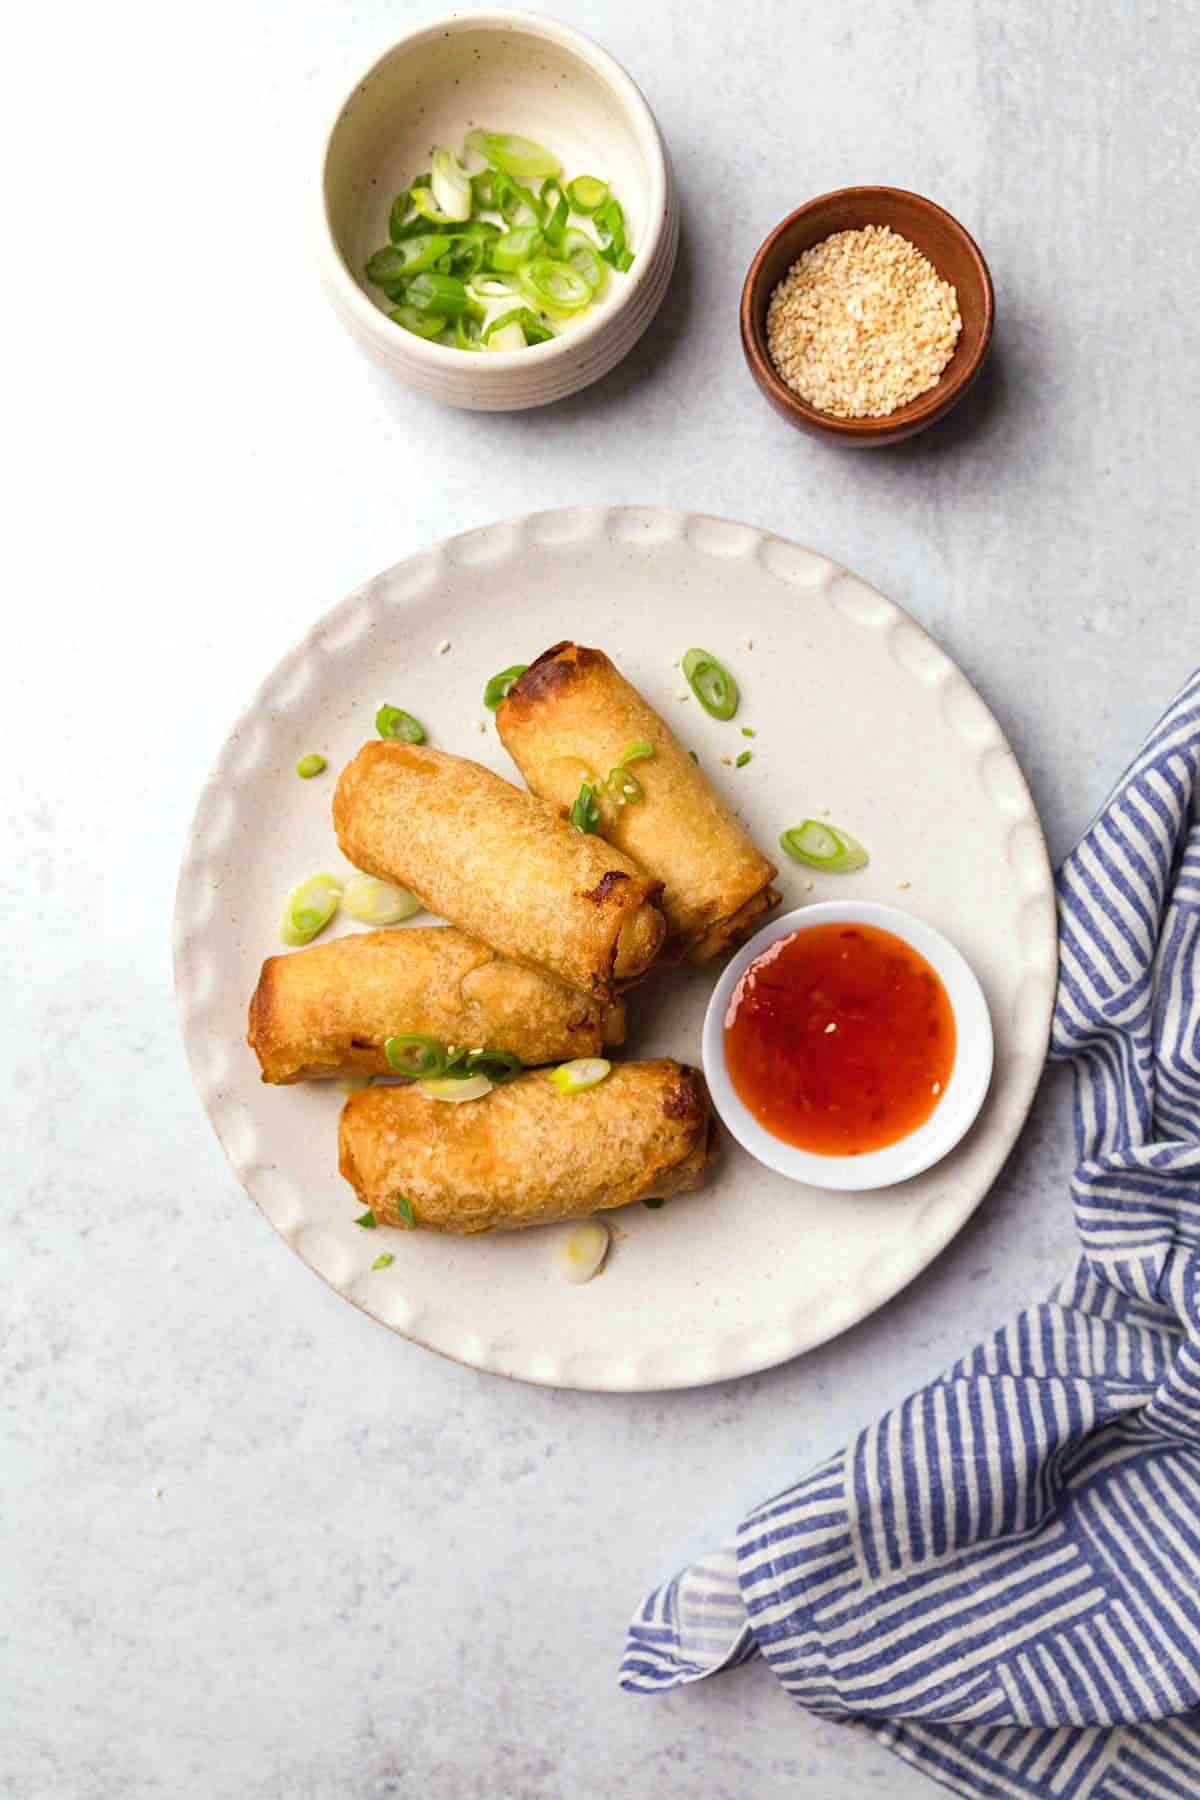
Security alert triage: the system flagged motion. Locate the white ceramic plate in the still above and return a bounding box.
[174,508,1056,1391]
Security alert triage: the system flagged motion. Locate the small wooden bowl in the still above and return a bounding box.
[740,186,994,446]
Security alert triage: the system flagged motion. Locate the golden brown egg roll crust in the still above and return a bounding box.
[337,1059,716,1234]
[497,643,779,963]
[247,926,625,1084]
[332,741,666,1000]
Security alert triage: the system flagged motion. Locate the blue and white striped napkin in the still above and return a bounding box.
[622,672,1200,1800]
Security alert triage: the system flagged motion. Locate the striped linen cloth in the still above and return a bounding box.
[622,671,1200,1800]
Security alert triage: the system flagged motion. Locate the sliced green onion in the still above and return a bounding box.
[464,1048,523,1084]
[741,727,756,738]
[465,129,560,179]
[404,272,470,319]
[471,168,496,210]
[467,274,516,304]
[779,820,870,872]
[557,1218,610,1284]
[371,1251,395,1269]
[570,781,601,833]
[354,1208,377,1229]
[375,704,425,742]
[483,307,555,349]
[366,238,446,284]
[410,184,461,225]
[384,1034,445,1077]
[566,175,609,214]
[343,875,421,925]
[736,751,752,768]
[387,190,412,244]
[417,1073,493,1102]
[540,180,569,248]
[548,1058,611,1095]
[517,256,592,313]
[489,226,544,271]
[484,664,529,709]
[617,740,654,766]
[387,305,446,340]
[607,766,644,804]
[455,303,486,350]
[593,196,634,270]
[559,228,606,294]
[279,873,340,947]
[682,648,739,720]
[643,1197,665,1210]
[295,753,326,779]
[485,318,525,352]
[394,1193,415,1226]
[430,147,473,222]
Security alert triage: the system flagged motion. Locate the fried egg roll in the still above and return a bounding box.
[247,927,625,1084]
[332,741,666,1000]
[496,644,780,962]
[338,1059,716,1234]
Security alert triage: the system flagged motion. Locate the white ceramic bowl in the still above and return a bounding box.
[316,11,679,410]
[702,902,994,1192]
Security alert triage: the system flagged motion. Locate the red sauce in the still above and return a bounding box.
[723,922,956,1156]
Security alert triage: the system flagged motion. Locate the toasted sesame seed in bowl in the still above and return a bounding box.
[740,187,993,447]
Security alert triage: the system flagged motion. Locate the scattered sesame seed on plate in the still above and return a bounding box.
[741,636,753,649]
[473,720,486,733]
[675,689,690,701]
[720,754,733,765]
[897,879,912,890]
[436,639,451,654]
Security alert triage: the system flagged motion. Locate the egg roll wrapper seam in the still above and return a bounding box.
[332,741,666,1000]
[496,643,779,962]
[247,926,625,1083]
[337,1060,715,1233]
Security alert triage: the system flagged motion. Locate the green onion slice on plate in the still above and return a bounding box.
[343,875,422,925]
[548,1058,611,1095]
[384,1035,446,1078]
[570,781,601,833]
[375,704,425,742]
[279,873,340,947]
[417,1073,494,1102]
[682,648,739,720]
[778,820,869,872]
[483,664,529,709]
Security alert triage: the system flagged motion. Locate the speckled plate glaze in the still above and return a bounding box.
[174,508,1056,1391]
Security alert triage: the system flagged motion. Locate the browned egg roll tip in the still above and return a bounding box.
[337,1058,716,1234]
[246,926,625,1084]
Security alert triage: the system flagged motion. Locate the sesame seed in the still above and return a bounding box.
[436,639,451,654]
[825,1022,837,1034]
[741,636,753,649]
[765,225,962,419]
[720,754,733,766]
[804,879,814,891]
[473,720,486,733]
[676,689,690,701]
[932,1081,941,1095]
[897,880,911,890]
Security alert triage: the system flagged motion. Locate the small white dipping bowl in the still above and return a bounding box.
[316,11,679,410]
[702,902,994,1192]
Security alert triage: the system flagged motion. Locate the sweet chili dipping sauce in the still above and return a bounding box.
[723,922,956,1155]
